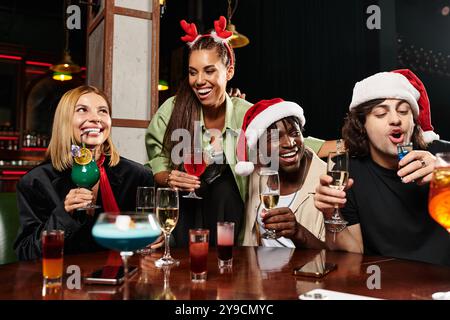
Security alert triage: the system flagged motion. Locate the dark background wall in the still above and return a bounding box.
[161,0,449,141]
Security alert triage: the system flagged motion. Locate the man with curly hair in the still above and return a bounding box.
[314,69,450,266]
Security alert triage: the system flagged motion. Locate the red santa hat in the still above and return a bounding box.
[349,69,439,143]
[235,98,305,176]
[391,69,439,143]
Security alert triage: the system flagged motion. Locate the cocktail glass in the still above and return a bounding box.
[92,212,161,287]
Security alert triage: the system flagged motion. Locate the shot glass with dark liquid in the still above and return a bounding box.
[217,222,234,269]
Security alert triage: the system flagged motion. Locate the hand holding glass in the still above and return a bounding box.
[325,151,349,240]
[259,170,280,239]
[183,149,207,199]
[71,135,100,210]
[428,152,450,232]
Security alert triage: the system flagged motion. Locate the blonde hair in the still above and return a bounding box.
[45,85,120,171]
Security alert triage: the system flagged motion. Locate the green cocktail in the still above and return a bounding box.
[71,159,100,189]
[71,145,100,210]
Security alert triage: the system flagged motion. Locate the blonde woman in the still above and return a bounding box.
[14,86,155,260]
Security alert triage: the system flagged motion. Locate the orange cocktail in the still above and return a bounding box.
[428,153,450,232]
[42,230,64,281]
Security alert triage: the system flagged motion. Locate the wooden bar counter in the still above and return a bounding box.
[0,247,448,300]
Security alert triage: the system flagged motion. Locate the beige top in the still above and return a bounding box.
[243,148,326,246]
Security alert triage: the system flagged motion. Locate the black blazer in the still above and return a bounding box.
[14,156,154,260]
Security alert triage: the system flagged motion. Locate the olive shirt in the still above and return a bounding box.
[145,95,326,202]
[146,95,252,201]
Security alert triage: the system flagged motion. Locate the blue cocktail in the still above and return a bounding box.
[92,213,161,283]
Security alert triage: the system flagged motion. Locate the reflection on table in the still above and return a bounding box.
[0,247,449,300]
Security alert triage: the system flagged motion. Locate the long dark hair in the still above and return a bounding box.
[342,99,427,157]
[162,36,235,167]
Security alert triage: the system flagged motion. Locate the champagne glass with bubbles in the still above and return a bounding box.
[259,170,280,239]
[155,188,180,267]
[136,186,156,255]
[325,151,349,241]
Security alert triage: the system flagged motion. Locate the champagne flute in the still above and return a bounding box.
[428,152,450,232]
[155,188,180,267]
[259,170,280,239]
[325,151,349,241]
[136,186,156,255]
[183,148,207,199]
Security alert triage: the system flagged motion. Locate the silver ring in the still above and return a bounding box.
[419,159,426,168]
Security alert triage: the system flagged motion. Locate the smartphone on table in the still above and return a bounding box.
[84,265,138,285]
[293,262,337,278]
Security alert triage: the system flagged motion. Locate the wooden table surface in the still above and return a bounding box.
[0,247,448,300]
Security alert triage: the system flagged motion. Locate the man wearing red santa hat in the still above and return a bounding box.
[235,98,326,248]
[314,69,450,266]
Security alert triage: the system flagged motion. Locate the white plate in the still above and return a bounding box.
[299,289,381,300]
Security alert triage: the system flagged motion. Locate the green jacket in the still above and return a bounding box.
[145,94,253,202]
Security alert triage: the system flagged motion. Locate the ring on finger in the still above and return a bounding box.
[418,159,426,168]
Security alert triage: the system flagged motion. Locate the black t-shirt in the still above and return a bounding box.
[342,140,450,266]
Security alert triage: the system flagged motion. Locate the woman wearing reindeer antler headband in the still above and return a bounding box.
[146,16,252,247]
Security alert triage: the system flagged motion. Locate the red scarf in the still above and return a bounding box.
[96,154,122,273]
[96,154,120,213]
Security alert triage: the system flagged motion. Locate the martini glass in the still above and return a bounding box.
[92,212,161,286]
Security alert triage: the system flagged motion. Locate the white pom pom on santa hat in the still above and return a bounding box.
[349,69,439,143]
[235,98,305,176]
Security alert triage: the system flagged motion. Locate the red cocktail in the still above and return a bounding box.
[183,150,207,199]
[189,229,209,281]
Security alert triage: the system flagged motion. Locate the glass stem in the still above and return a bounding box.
[164,233,171,259]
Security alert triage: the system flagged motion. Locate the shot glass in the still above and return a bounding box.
[217,222,234,269]
[397,142,413,161]
[41,230,64,285]
[189,229,209,282]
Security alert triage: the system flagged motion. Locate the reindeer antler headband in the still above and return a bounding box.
[180,16,234,66]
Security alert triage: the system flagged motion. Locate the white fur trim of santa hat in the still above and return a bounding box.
[349,72,420,116]
[245,101,305,150]
[422,130,440,143]
[235,161,255,176]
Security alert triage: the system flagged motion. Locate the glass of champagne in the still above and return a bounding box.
[183,148,207,199]
[155,188,180,267]
[136,186,156,255]
[428,152,450,232]
[325,151,349,241]
[259,170,280,240]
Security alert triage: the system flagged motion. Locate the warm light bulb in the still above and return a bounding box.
[53,72,73,81]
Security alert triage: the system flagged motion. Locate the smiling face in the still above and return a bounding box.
[188,48,234,109]
[72,92,111,152]
[364,98,415,167]
[263,118,305,174]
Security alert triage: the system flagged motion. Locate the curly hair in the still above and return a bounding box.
[342,99,427,157]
